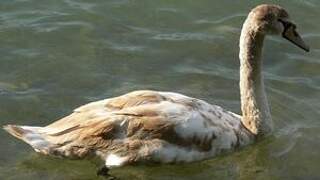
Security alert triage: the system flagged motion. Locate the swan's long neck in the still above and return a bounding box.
[239,17,273,136]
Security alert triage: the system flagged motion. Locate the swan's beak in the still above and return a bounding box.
[282,25,310,52]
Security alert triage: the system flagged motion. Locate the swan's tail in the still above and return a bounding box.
[3,124,51,155]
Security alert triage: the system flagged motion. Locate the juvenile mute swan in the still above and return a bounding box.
[4,4,309,176]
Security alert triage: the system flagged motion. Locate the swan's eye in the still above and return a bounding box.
[278,19,296,29]
[278,19,297,35]
[278,19,290,29]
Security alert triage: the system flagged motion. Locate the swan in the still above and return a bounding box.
[3,4,309,177]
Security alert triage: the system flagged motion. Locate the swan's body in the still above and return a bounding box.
[5,91,253,166]
[3,4,308,171]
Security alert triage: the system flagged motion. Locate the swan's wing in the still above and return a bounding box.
[43,90,167,129]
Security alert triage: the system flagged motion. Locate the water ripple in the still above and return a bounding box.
[194,13,246,25]
[109,44,145,52]
[126,25,159,35]
[285,52,320,64]
[266,72,320,90]
[303,33,320,38]
[172,64,238,80]
[64,0,96,12]
[0,82,43,97]
[31,21,94,33]
[156,7,180,13]
[151,32,222,41]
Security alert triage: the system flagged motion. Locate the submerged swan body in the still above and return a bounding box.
[4,4,308,169]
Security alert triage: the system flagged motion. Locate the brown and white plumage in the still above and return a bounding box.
[3,4,309,169]
[4,90,253,167]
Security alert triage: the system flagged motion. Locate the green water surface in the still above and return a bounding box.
[0,0,319,179]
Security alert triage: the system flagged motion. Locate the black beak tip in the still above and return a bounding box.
[304,47,310,52]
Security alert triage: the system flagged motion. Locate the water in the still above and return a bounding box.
[0,0,319,179]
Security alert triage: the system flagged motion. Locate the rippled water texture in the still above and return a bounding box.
[1,0,319,179]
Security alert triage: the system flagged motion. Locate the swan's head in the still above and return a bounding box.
[248,4,309,52]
